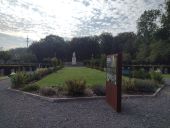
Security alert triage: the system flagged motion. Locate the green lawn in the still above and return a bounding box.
[163,74,170,78]
[36,67,106,87]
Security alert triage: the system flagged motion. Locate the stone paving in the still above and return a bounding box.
[0,78,170,128]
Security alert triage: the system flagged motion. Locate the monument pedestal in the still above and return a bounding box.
[72,52,77,65]
[72,57,76,65]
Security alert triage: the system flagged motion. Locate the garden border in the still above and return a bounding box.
[7,84,165,102]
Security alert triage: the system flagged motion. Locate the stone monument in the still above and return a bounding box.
[72,52,77,65]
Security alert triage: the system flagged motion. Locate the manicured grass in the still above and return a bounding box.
[36,67,106,87]
[163,74,170,78]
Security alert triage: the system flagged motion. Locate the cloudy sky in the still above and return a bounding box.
[0,0,165,50]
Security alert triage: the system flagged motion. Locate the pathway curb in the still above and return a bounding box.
[123,84,165,98]
[7,84,165,102]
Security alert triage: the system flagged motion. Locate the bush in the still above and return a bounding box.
[22,84,40,92]
[122,78,159,93]
[150,71,163,83]
[31,67,56,81]
[40,87,56,96]
[84,88,94,96]
[35,68,49,78]
[92,85,105,96]
[131,69,150,79]
[10,72,29,88]
[134,79,158,93]
[122,78,135,92]
[65,79,86,96]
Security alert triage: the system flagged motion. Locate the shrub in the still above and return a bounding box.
[131,69,150,79]
[84,88,94,96]
[122,78,159,93]
[10,72,29,88]
[65,79,86,96]
[35,68,49,78]
[150,71,163,83]
[22,84,40,92]
[122,78,135,92]
[32,67,55,81]
[40,87,56,96]
[134,79,158,93]
[92,85,105,96]
[51,57,59,68]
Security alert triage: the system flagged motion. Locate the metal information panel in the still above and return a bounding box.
[106,55,117,85]
[106,53,122,113]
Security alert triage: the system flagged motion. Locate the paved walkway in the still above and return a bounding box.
[0,79,170,128]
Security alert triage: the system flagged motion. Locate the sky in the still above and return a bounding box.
[0,0,165,50]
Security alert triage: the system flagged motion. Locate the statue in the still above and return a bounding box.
[72,52,77,65]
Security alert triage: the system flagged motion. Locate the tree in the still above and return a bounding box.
[114,32,137,63]
[9,48,37,63]
[51,57,59,68]
[69,36,100,61]
[149,40,170,64]
[137,9,161,44]
[29,35,68,62]
[156,0,170,40]
[99,32,114,55]
[0,51,11,64]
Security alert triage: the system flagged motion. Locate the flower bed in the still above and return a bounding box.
[10,66,164,98]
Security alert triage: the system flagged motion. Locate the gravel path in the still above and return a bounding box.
[0,79,170,128]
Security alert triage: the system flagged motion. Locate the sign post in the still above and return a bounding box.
[106,53,122,112]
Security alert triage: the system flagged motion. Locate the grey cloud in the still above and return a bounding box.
[0,33,28,49]
[0,0,165,49]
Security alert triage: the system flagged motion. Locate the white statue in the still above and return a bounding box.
[72,52,77,65]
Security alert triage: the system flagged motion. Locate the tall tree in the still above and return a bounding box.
[69,36,100,61]
[0,51,11,63]
[99,32,114,55]
[137,9,161,44]
[29,35,67,62]
[156,0,170,40]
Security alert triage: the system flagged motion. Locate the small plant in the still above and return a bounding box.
[40,87,56,96]
[65,79,86,96]
[92,85,105,96]
[150,71,163,83]
[22,84,40,92]
[10,72,29,89]
[35,68,49,78]
[122,78,135,93]
[51,57,59,68]
[134,79,158,93]
[122,77,159,93]
[131,69,150,79]
[84,88,94,96]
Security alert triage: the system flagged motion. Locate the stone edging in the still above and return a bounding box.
[7,84,165,102]
[123,84,165,98]
[7,88,105,102]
